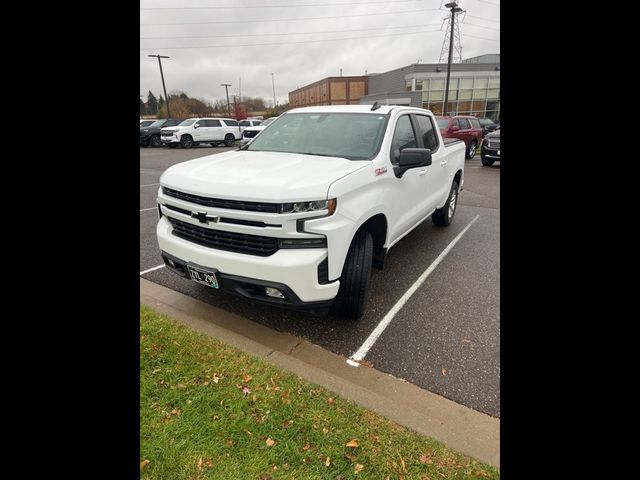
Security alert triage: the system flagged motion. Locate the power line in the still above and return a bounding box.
[140,23,443,40]
[140,0,430,10]
[140,28,442,51]
[463,13,500,23]
[461,32,499,42]
[461,21,500,32]
[140,7,441,26]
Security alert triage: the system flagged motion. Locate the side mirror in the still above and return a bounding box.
[394,148,432,178]
[451,125,460,132]
[194,123,200,128]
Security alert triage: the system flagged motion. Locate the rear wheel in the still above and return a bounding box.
[180,135,194,149]
[432,180,459,227]
[481,156,495,166]
[466,141,477,159]
[150,135,161,148]
[224,134,235,147]
[331,230,373,320]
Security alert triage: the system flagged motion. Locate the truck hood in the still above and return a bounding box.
[160,150,368,202]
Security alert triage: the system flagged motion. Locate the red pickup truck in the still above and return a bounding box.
[436,116,483,159]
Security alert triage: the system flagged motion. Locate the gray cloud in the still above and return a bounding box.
[140,0,499,107]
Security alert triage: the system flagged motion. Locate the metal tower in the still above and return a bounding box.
[438,11,463,63]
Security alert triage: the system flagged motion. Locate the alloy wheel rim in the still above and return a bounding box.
[449,190,457,219]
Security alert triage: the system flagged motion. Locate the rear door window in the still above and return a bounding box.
[469,118,480,129]
[206,120,222,127]
[458,118,471,130]
[414,115,439,151]
[223,120,239,126]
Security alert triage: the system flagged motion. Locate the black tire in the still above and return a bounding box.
[481,157,495,166]
[432,180,459,227]
[150,135,162,148]
[466,140,477,159]
[180,135,194,149]
[223,134,235,147]
[331,230,373,319]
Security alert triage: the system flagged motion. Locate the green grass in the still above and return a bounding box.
[140,305,499,479]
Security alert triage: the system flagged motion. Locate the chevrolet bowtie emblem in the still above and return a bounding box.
[192,211,218,224]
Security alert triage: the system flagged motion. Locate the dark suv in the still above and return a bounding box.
[478,117,499,136]
[481,128,500,166]
[436,116,483,159]
[140,119,182,148]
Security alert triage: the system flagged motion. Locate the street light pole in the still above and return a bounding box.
[221,83,232,117]
[147,54,171,117]
[443,2,463,116]
[271,73,276,109]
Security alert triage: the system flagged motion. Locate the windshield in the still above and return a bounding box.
[140,120,154,127]
[149,120,164,128]
[261,117,277,127]
[246,113,389,160]
[177,119,197,126]
[479,118,494,126]
[436,119,449,129]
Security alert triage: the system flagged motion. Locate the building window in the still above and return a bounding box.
[429,90,444,101]
[458,89,472,100]
[472,100,486,112]
[427,102,443,115]
[460,78,473,89]
[421,79,430,90]
[430,79,445,90]
[406,80,412,91]
[447,78,458,89]
[488,77,500,88]
[474,78,488,89]
[415,79,424,91]
[472,88,487,100]
[457,100,472,114]
[487,88,499,99]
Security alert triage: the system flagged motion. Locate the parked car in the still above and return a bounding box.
[140,119,183,148]
[160,118,240,148]
[239,117,278,145]
[436,116,483,159]
[140,119,155,128]
[481,128,500,166]
[477,118,499,136]
[238,119,262,134]
[155,105,465,319]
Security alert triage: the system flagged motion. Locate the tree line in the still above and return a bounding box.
[140,90,286,119]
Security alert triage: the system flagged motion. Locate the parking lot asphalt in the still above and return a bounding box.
[140,145,500,417]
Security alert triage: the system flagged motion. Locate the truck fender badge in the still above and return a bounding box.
[375,166,388,176]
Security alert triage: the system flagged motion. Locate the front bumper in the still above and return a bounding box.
[156,215,340,305]
[481,145,500,159]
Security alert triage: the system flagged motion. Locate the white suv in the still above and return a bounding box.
[161,118,240,148]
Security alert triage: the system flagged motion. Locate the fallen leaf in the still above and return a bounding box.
[139,459,150,471]
[303,444,310,450]
[346,439,359,448]
[283,420,292,429]
[283,463,289,470]
[177,383,187,389]
[441,368,448,376]
[461,338,472,344]
[197,457,203,471]
[419,454,433,465]
[266,437,275,447]
[325,456,331,467]
[323,427,329,434]
[173,341,180,346]
[213,374,221,383]
[243,374,253,382]
[272,465,278,471]
[360,359,375,368]
[212,415,219,421]
[372,435,380,443]
[354,463,364,474]
[345,453,357,462]
[328,397,335,404]
[242,386,251,396]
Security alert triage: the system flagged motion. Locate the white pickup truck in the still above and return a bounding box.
[156,105,465,318]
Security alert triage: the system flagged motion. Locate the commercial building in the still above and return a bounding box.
[360,54,500,121]
[289,76,368,108]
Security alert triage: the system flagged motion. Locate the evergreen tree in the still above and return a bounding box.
[146,90,158,115]
[139,98,146,116]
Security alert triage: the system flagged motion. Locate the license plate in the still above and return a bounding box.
[187,265,219,288]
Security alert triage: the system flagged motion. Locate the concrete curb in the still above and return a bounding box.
[140,278,499,469]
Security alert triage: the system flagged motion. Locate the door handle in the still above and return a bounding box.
[440,160,447,166]
[418,168,428,176]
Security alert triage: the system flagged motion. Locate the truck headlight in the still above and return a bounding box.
[279,198,337,215]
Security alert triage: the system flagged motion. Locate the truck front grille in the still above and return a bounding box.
[163,187,279,213]
[167,217,279,256]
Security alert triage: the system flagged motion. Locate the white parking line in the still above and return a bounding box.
[140,183,160,188]
[140,207,156,212]
[140,264,165,276]
[346,214,481,367]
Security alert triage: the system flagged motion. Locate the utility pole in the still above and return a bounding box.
[221,83,232,117]
[271,73,276,109]
[443,2,464,116]
[239,77,242,104]
[147,54,171,118]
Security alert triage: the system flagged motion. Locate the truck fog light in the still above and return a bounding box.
[265,287,284,298]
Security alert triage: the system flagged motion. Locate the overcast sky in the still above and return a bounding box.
[140,0,499,107]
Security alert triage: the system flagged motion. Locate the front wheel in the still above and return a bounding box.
[432,180,459,227]
[331,230,373,320]
[481,157,495,166]
[223,134,235,147]
[150,135,162,148]
[180,135,194,149]
[466,141,477,159]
